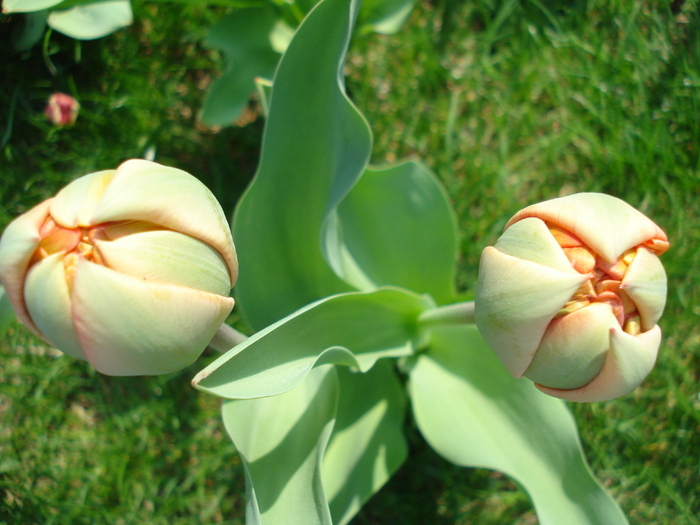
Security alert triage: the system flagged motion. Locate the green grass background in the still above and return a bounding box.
[1,0,698,523]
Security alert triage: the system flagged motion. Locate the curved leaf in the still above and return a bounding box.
[47,1,132,40]
[3,0,63,12]
[408,324,628,525]
[200,8,280,126]
[222,365,339,525]
[11,11,49,52]
[232,0,371,330]
[358,0,416,35]
[193,287,433,399]
[328,161,458,304]
[323,361,408,525]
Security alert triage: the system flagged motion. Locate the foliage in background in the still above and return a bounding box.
[3,0,417,125]
[4,0,133,47]
[1,0,698,524]
[200,0,416,125]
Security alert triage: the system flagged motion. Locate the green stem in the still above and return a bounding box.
[208,323,248,353]
[418,301,476,329]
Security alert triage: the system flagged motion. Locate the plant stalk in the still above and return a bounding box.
[417,301,476,329]
[208,323,248,353]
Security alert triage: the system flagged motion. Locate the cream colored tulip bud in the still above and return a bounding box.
[475,193,669,402]
[0,159,238,376]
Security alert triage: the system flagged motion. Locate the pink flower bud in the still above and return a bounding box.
[475,193,669,402]
[0,160,238,376]
[45,93,80,126]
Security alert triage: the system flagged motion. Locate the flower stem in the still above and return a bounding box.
[418,301,476,329]
[208,323,248,353]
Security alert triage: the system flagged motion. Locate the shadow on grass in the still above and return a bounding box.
[356,426,534,524]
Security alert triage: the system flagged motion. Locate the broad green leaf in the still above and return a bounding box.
[11,11,48,52]
[3,0,63,12]
[322,361,408,525]
[222,365,338,525]
[199,0,416,125]
[329,161,458,304]
[47,0,132,40]
[408,325,628,525]
[193,287,433,399]
[2,0,113,13]
[358,0,416,35]
[199,8,280,126]
[232,0,371,330]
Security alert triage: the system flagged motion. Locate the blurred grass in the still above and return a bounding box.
[1,0,699,524]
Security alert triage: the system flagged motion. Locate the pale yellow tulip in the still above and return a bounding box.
[475,193,668,402]
[0,159,238,376]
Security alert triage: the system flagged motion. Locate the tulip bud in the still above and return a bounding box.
[0,159,238,376]
[45,93,80,126]
[475,193,669,402]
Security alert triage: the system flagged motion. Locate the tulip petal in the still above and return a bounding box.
[72,259,234,376]
[535,324,660,402]
[495,217,573,272]
[94,230,231,296]
[24,253,85,359]
[475,247,588,378]
[621,246,667,331]
[508,193,668,263]
[49,170,116,228]
[0,198,53,336]
[524,302,616,389]
[88,159,237,284]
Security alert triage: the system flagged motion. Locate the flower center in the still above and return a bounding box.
[31,217,111,289]
[548,223,641,335]
[34,217,105,263]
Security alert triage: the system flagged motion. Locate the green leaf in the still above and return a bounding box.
[222,365,339,525]
[3,0,63,12]
[232,0,371,330]
[358,0,416,35]
[199,8,281,126]
[46,0,132,40]
[11,11,48,52]
[323,361,408,525]
[193,287,433,399]
[0,286,16,338]
[408,324,629,525]
[328,161,458,305]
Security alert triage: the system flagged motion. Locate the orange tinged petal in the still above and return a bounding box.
[475,247,588,378]
[71,260,234,376]
[507,193,668,264]
[0,198,54,336]
[535,325,660,402]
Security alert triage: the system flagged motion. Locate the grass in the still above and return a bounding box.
[1,0,699,523]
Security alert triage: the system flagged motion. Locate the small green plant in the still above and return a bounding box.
[0,0,678,523]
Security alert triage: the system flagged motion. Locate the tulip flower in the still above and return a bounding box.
[0,159,238,376]
[45,93,80,126]
[475,193,669,402]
